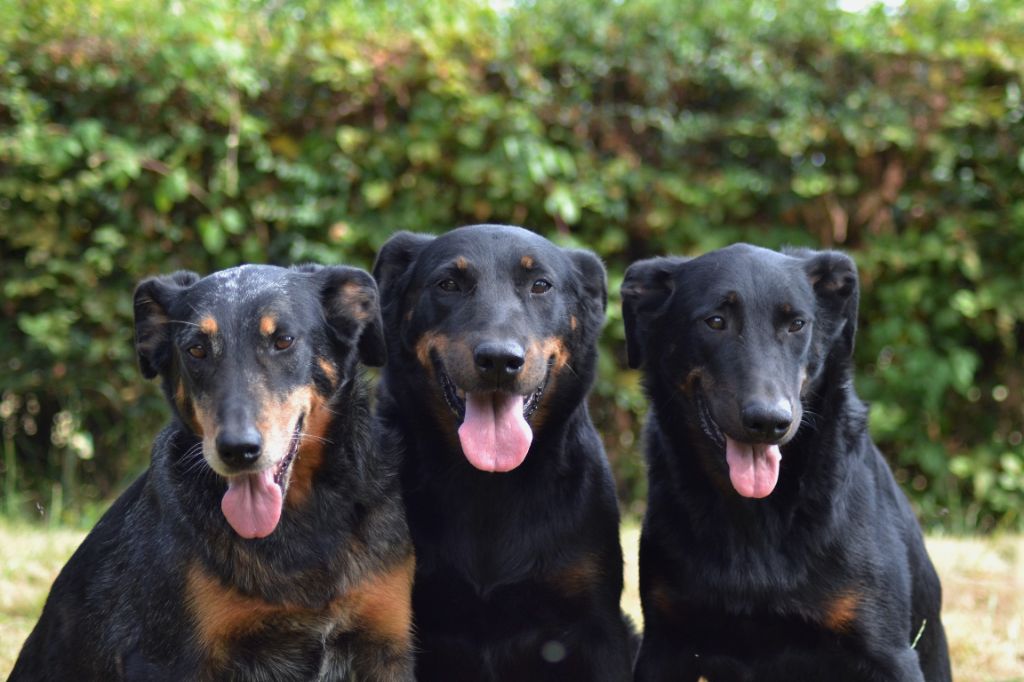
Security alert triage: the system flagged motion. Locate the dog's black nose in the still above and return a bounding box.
[474,340,526,383]
[741,401,793,442]
[216,427,263,467]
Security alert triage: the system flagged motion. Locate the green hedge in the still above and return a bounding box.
[2,0,1022,530]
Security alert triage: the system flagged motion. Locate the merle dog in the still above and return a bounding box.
[11,264,415,681]
[622,244,951,681]
[373,225,635,681]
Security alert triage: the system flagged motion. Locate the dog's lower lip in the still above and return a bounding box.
[695,391,725,447]
[273,416,303,487]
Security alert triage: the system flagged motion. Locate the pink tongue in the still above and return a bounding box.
[725,437,782,498]
[221,468,283,538]
[458,392,533,472]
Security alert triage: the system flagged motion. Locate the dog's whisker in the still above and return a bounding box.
[299,432,333,445]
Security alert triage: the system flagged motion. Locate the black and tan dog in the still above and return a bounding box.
[622,244,951,681]
[11,264,415,681]
[373,225,635,681]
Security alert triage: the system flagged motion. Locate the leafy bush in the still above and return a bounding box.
[2,0,1022,530]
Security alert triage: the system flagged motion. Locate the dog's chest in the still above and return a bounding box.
[185,569,363,679]
[190,594,356,680]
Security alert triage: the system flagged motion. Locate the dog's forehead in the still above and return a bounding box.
[186,265,297,314]
[687,245,810,304]
[421,224,563,271]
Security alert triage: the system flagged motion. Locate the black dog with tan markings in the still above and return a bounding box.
[622,244,951,682]
[373,225,635,681]
[11,264,415,681]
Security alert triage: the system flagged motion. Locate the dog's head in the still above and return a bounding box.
[373,224,606,472]
[622,244,858,498]
[133,264,384,538]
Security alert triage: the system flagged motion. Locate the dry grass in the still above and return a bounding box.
[927,535,1024,681]
[1,520,1021,680]
[0,522,86,676]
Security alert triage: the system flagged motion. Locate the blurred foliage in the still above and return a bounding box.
[1,0,1022,531]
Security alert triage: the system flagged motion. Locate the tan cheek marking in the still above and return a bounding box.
[176,382,204,436]
[344,554,415,647]
[255,385,309,468]
[414,331,448,375]
[412,332,467,447]
[199,316,218,336]
[193,399,216,441]
[318,357,339,386]
[520,255,534,269]
[525,337,572,430]
[823,591,860,633]
[570,315,578,332]
[537,337,570,373]
[287,390,329,508]
[260,315,276,336]
[680,367,706,395]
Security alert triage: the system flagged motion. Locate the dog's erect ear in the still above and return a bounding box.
[803,250,859,358]
[320,266,386,367]
[372,231,434,303]
[620,257,684,369]
[133,270,201,379]
[568,249,608,332]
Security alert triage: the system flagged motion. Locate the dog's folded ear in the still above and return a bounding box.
[803,250,860,358]
[319,266,387,367]
[568,249,608,330]
[372,231,434,305]
[620,257,684,369]
[133,271,201,379]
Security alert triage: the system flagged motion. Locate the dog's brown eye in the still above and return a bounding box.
[789,319,806,333]
[187,345,207,359]
[274,335,294,351]
[705,316,726,331]
[531,279,552,294]
[438,279,460,293]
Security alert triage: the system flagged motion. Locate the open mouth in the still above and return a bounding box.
[219,414,304,539]
[695,390,725,448]
[433,356,553,473]
[692,389,782,500]
[437,360,549,423]
[273,415,304,488]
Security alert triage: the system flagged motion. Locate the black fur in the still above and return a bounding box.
[623,244,951,682]
[374,225,635,681]
[11,264,415,681]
